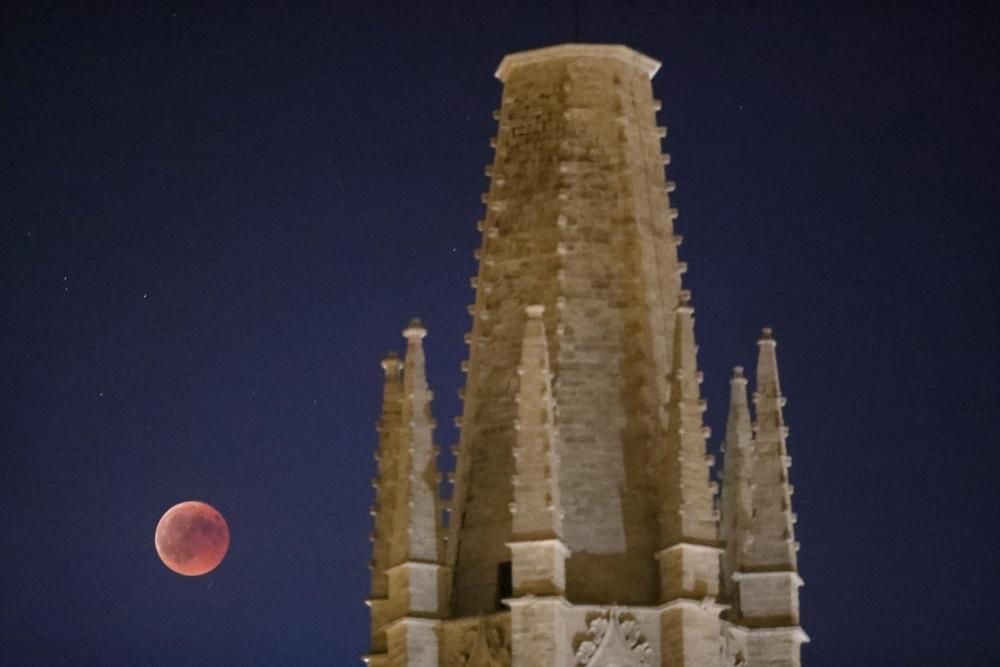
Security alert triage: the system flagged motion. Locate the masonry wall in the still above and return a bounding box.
[448,47,683,615]
[366,43,807,667]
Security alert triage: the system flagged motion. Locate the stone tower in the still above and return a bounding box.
[365,44,807,667]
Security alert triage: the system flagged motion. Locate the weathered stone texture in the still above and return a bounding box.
[386,619,439,667]
[450,43,683,616]
[441,613,512,666]
[364,43,807,667]
[719,367,754,618]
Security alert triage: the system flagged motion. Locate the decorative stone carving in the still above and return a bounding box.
[721,624,748,667]
[452,616,511,667]
[574,609,652,666]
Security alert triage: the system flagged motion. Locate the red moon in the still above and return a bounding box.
[155,501,229,576]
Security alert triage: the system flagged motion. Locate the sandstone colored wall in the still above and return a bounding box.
[449,44,683,615]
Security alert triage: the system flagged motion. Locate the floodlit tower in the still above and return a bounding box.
[364,44,806,667]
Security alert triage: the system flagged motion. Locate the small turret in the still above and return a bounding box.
[744,328,797,575]
[657,291,720,565]
[392,319,442,566]
[655,291,726,665]
[719,366,754,617]
[726,328,807,666]
[365,321,445,667]
[508,305,568,592]
[367,353,403,658]
[371,353,402,598]
[506,305,571,665]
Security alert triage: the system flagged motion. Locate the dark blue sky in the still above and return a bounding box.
[2,2,997,664]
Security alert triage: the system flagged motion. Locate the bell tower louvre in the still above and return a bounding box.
[364,44,807,667]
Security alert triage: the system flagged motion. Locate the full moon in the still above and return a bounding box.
[155,501,229,576]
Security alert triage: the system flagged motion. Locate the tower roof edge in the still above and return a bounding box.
[496,43,661,82]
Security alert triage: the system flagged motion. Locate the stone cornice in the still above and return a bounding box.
[655,541,724,558]
[726,623,811,643]
[732,570,805,587]
[381,616,441,633]
[382,560,445,575]
[496,43,661,82]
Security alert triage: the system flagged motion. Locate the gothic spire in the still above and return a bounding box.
[719,366,754,613]
[745,328,798,573]
[505,303,570,655]
[725,328,808,662]
[366,321,447,666]
[659,291,719,549]
[370,352,402,599]
[653,290,726,665]
[511,305,563,541]
[390,319,443,566]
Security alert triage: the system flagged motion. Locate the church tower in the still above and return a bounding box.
[365,44,806,667]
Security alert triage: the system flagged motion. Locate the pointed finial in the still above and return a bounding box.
[404,318,427,339]
[731,366,747,383]
[758,327,776,345]
[381,351,401,372]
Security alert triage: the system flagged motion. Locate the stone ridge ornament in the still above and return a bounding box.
[452,616,511,667]
[574,610,652,666]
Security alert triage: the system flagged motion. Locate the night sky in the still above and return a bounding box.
[2,3,998,664]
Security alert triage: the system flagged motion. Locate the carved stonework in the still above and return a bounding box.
[722,623,748,667]
[451,617,511,667]
[574,610,652,666]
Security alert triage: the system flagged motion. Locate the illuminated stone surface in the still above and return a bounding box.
[364,44,806,667]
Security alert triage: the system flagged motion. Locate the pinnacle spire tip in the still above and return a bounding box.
[403,318,427,339]
[758,327,776,345]
[381,351,401,370]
